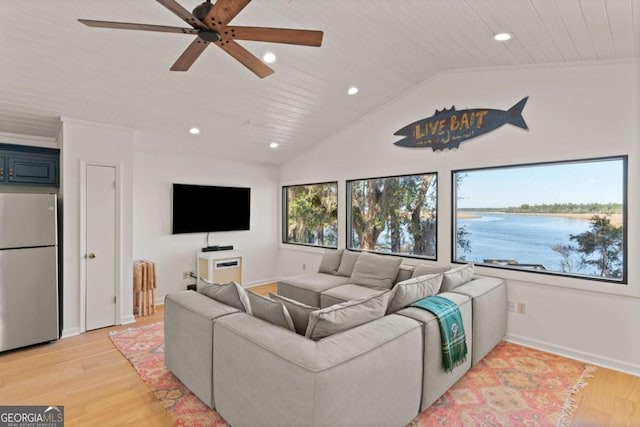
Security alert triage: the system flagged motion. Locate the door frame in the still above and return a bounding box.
[79,161,122,333]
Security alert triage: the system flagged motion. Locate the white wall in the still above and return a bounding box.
[133,132,280,302]
[279,60,640,374]
[60,118,134,337]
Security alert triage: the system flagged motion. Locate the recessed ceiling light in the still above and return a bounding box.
[262,52,277,64]
[347,86,359,95]
[269,142,279,148]
[494,32,512,42]
[189,127,200,135]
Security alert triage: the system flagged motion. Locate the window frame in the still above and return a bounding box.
[346,171,438,260]
[282,181,339,249]
[451,155,628,284]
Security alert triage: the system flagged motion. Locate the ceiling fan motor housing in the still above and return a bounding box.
[198,30,220,42]
[192,1,213,22]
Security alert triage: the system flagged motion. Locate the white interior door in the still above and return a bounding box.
[85,165,117,330]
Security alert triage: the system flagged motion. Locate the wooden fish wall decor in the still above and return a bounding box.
[394,97,529,151]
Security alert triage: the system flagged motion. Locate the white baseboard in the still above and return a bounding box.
[119,315,136,325]
[61,327,80,339]
[505,333,640,377]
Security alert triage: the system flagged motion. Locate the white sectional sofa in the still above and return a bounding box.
[164,250,506,426]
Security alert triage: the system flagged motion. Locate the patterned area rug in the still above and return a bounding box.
[110,322,594,427]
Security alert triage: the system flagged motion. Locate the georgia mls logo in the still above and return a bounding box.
[0,405,64,427]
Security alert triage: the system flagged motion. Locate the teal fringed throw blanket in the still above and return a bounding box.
[411,295,467,372]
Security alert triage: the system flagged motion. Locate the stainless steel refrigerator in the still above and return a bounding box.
[0,193,58,352]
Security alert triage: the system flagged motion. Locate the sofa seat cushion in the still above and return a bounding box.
[349,252,402,290]
[320,284,382,308]
[277,273,350,307]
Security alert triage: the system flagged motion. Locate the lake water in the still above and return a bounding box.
[457,213,592,274]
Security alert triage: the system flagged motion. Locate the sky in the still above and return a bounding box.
[456,158,624,208]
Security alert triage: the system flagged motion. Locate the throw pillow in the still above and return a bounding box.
[349,252,402,290]
[441,263,475,292]
[335,250,360,277]
[247,291,295,332]
[386,273,443,314]
[269,292,318,335]
[412,263,450,278]
[199,281,251,313]
[305,290,390,340]
[317,249,344,274]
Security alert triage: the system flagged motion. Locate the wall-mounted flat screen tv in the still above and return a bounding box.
[172,184,251,234]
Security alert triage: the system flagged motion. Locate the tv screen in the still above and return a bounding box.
[172,184,251,234]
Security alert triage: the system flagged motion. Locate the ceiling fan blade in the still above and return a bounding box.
[156,0,207,29]
[218,40,274,78]
[204,0,250,28]
[78,19,198,35]
[228,26,323,46]
[170,38,210,71]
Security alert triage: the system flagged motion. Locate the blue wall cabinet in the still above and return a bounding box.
[0,144,59,187]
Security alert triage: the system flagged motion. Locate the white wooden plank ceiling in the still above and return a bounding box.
[0,0,638,164]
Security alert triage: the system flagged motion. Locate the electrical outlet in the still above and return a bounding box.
[183,271,191,279]
[517,302,526,315]
[507,301,516,313]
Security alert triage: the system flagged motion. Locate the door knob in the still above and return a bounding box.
[88,253,96,259]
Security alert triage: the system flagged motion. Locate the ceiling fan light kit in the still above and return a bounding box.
[78,0,323,78]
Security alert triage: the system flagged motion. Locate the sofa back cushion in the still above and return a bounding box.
[349,252,402,290]
[317,249,344,274]
[335,250,360,277]
[386,273,443,314]
[441,263,475,292]
[394,265,414,284]
[305,290,390,340]
[247,291,295,332]
[269,292,319,335]
[199,281,251,313]
[412,263,450,278]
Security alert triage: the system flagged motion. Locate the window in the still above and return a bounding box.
[453,156,627,283]
[283,182,338,248]
[347,173,437,258]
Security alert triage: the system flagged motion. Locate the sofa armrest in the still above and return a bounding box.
[450,277,506,366]
[164,291,239,408]
[396,292,472,410]
[460,276,505,298]
[213,313,422,427]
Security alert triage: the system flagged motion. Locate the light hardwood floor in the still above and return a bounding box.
[0,283,638,426]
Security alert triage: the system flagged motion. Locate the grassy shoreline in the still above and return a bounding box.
[457,211,623,227]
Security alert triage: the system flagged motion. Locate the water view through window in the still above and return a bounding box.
[454,157,626,282]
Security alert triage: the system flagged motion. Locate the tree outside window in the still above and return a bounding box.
[283,182,338,248]
[347,173,437,258]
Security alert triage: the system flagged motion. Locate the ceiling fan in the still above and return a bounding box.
[78,0,323,78]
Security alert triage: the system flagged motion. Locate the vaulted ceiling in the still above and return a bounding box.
[1,0,638,164]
